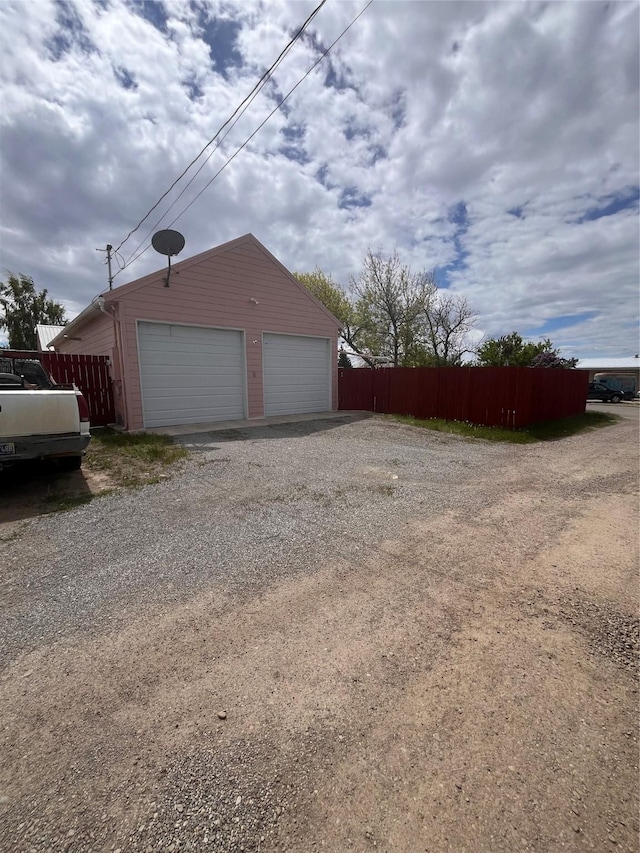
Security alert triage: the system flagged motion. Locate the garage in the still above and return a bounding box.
[52,235,340,430]
[138,322,245,428]
[263,333,331,417]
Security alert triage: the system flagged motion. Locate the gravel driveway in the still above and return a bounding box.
[1,415,510,667]
[1,413,638,852]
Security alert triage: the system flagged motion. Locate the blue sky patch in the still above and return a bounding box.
[132,0,169,33]
[438,201,470,286]
[316,164,330,188]
[325,59,352,93]
[280,145,309,165]
[390,93,406,130]
[577,186,639,223]
[184,77,204,100]
[369,143,387,165]
[526,312,599,336]
[338,187,372,210]
[200,17,242,78]
[115,67,137,90]
[280,124,308,163]
[282,125,305,142]
[508,205,525,219]
[46,1,96,60]
[448,201,469,227]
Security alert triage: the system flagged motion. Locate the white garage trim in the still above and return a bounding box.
[262,332,332,417]
[137,320,247,428]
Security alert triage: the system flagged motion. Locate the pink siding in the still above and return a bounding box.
[55,312,127,424]
[56,313,115,357]
[60,235,340,430]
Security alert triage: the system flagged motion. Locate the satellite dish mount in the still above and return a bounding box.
[151,229,186,287]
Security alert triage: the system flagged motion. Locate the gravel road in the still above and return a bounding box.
[1,415,512,667]
[1,413,638,852]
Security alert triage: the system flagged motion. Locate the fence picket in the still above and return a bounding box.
[338,366,588,429]
[3,349,115,426]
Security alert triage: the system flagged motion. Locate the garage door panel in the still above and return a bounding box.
[139,345,241,366]
[140,364,243,384]
[263,333,330,417]
[138,322,245,427]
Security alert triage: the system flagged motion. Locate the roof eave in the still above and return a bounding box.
[49,302,103,348]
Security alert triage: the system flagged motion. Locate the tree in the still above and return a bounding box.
[0,273,66,350]
[293,269,352,326]
[296,252,478,368]
[351,249,436,366]
[338,349,352,368]
[530,350,578,369]
[424,292,477,366]
[476,331,577,368]
[476,332,551,367]
[294,268,373,365]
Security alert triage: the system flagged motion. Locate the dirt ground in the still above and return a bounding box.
[1,417,638,852]
[0,461,115,532]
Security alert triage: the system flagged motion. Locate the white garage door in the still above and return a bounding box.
[138,322,245,428]
[263,333,331,417]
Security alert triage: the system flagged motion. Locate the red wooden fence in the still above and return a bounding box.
[1,349,115,426]
[339,366,588,429]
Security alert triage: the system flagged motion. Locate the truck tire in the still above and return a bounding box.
[58,455,83,472]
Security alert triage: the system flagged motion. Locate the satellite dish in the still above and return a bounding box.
[151,229,185,287]
[152,229,185,256]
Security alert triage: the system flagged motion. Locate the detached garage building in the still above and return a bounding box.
[51,234,341,430]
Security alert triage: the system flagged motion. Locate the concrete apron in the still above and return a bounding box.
[141,410,368,437]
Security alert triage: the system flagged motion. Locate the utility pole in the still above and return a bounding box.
[106,244,113,291]
[95,245,115,291]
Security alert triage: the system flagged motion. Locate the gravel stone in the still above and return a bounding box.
[0,416,525,667]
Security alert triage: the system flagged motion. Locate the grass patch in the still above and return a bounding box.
[86,428,189,488]
[526,411,618,440]
[389,411,619,443]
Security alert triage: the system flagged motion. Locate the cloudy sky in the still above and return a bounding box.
[1,0,638,356]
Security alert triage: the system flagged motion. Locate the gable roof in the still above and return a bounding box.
[51,234,342,347]
[36,324,65,349]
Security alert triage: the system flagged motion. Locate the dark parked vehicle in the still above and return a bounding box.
[586,382,622,403]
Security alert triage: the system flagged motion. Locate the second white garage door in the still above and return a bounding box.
[138,322,245,428]
[263,333,331,417]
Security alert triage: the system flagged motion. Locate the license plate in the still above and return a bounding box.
[0,443,15,456]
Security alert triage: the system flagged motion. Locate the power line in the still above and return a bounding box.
[118,14,316,270]
[115,0,374,278]
[112,0,327,257]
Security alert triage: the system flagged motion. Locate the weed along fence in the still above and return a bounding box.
[338,366,589,429]
[1,349,115,427]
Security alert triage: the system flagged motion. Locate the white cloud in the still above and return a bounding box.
[0,0,637,357]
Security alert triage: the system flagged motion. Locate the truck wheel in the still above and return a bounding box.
[611,394,621,404]
[58,455,83,472]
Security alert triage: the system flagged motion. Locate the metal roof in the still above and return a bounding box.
[36,324,66,349]
[576,357,640,370]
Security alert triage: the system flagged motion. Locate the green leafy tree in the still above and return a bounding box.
[294,268,373,365]
[293,269,352,326]
[338,349,353,368]
[476,332,551,367]
[0,273,66,349]
[296,254,478,368]
[476,332,576,367]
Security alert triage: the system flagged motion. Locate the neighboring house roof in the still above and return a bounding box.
[36,324,66,350]
[50,233,341,348]
[576,357,640,370]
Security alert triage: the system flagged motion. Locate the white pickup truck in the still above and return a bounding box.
[0,372,91,471]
